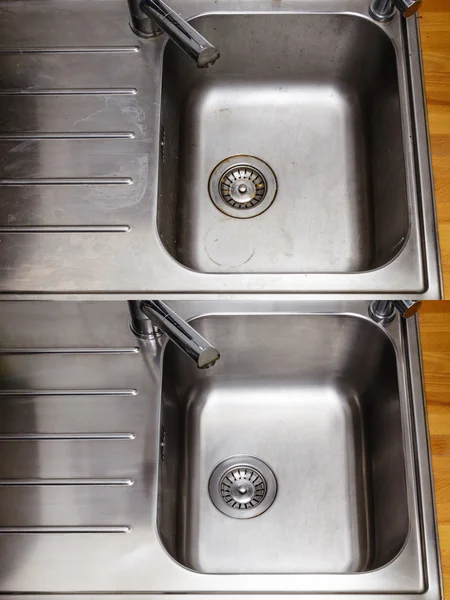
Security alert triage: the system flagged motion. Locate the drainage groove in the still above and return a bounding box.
[209,455,277,519]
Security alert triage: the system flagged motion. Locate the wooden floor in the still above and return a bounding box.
[420,1,450,596]
[421,0,450,298]
[420,303,450,596]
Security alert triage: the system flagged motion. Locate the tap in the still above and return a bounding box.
[127,0,220,68]
[369,0,421,21]
[369,300,422,324]
[128,300,220,369]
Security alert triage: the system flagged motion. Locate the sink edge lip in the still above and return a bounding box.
[151,304,435,593]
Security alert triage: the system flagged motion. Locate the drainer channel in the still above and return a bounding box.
[209,456,277,519]
[209,156,277,219]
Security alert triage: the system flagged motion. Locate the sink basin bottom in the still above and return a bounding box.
[179,377,368,573]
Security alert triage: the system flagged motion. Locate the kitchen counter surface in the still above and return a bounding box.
[0,0,441,298]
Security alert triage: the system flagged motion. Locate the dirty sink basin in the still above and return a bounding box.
[158,13,408,274]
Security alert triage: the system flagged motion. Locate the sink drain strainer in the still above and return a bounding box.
[209,455,277,519]
[209,156,277,219]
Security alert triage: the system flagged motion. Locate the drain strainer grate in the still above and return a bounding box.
[209,156,277,219]
[209,456,277,519]
[219,166,267,210]
[220,465,267,509]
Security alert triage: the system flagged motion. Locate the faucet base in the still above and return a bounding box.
[128,300,162,339]
[127,0,162,38]
[129,19,162,38]
[369,301,397,324]
[369,0,396,21]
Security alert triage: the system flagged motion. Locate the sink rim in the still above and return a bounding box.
[151,301,438,594]
[158,310,413,576]
[147,5,443,298]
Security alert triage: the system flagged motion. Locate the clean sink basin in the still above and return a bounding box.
[158,313,408,574]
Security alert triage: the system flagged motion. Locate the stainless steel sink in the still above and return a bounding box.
[158,13,407,275]
[159,314,408,573]
[0,300,441,598]
[0,1,443,598]
[0,0,442,297]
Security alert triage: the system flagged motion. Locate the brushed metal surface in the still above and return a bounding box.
[159,315,404,573]
[0,300,440,599]
[0,0,442,298]
[159,14,404,274]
